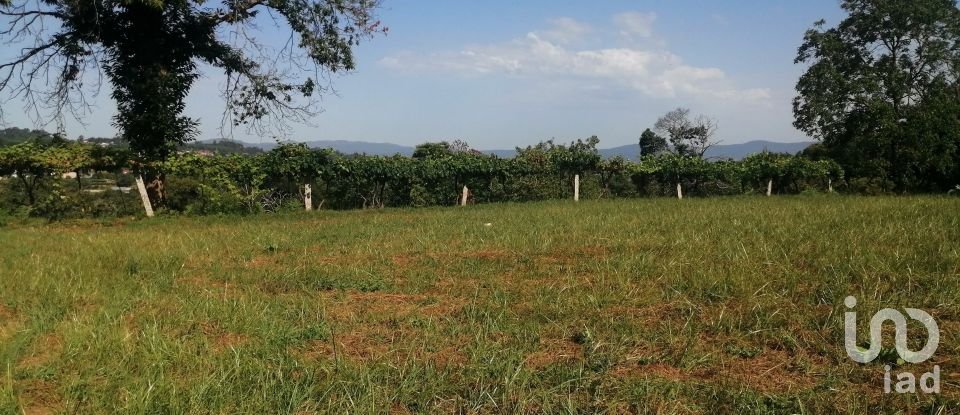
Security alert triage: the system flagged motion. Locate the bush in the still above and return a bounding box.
[115,173,135,187]
[164,176,203,213]
[846,177,894,195]
[164,176,251,215]
[27,184,142,221]
[0,137,865,218]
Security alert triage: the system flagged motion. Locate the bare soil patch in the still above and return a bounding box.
[17,333,63,369]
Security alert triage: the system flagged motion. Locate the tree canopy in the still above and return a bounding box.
[653,108,718,158]
[639,128,668,157]
[0,0,383,203]
[794,0,960,191]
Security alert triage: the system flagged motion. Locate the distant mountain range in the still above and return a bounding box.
[0,127,813,160]
[246,139,814,160]
[251,140,413,156]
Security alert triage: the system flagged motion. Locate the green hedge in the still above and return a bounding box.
[0,139,844,218]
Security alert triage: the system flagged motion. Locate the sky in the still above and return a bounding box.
[0,0,847,150]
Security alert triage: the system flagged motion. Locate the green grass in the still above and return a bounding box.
[0,196,958,414]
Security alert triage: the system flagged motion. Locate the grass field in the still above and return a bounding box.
[1,196,958,414]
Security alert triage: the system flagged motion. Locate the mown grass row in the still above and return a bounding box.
[0,195,958,413]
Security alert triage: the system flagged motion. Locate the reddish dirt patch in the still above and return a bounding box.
[612,362,691,382]
[0,304,20,341]
[295,292,467,364]
[322,291,461,322]
[322,292,422,322]
[296,325,399,362]
[212,332,249,353]
[612,349,823,394]
[391,254,417,268]
[715,349,821,393]
[0,304,16,320]
[297,328,469,367]
[576,245,611,257]
[198,322,249,353]
[525,338,583,369]
[461,250,512,260]
[17,379,63,415]
[17,333,63,369]
[247,254,281,268]
[428,341,470,368]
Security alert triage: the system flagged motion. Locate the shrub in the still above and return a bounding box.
[27,183,143,221]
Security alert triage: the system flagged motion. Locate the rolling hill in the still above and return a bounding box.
[247,139,814,160]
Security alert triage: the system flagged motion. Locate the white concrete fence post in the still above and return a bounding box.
[767,179,773,197]
[828,179,834,193]
[135,176,155,218]
[676,183,683,200]
[304,184,313,211]
[461,186,469,206]
[574,174,580,202]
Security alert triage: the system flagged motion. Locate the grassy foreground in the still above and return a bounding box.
[0,196,958,414]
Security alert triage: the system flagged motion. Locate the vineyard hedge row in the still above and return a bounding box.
[0,139,843,219]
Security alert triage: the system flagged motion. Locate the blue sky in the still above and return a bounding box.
[0,1,846,149]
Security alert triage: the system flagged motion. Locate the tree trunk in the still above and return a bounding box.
[143,171,166,209]
[19,175,36,205]
[676,183,683,200]
[75,170,83,191]
[766,179,773,196]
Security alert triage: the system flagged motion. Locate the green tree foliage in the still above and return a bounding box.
[0,127,53,146]
[741,152,843,194]
[163,151,269,214]
[0,0,384,205]
[0,137,846,217]
[639,128,668,157]
[184,140,264,155]
[43,141,95,190]
[412,142,453,160]
[0,141,51,204]
[794,0,960,191]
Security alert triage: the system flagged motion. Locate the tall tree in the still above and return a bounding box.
[0,140,51,204]
[412,142,453,160]
[794,0,960,191]
[639,128,668,157]
[654,108,718,158]
[0,0,384,205]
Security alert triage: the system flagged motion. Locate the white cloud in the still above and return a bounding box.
[537,17,592,45]
[380,15,770,104]
[614,11,657,39]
